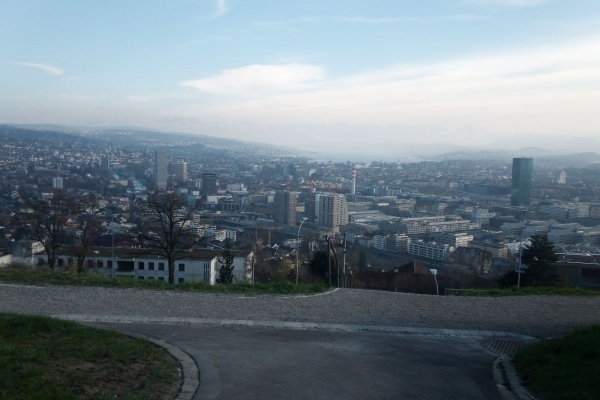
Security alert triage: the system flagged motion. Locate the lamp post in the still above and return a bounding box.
[342,233,347,288]
[296,217,308,285]
[430,269,439,296]
[517,210,528,288]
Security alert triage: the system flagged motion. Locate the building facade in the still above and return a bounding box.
[274,190,298,226]
[154,150,168,190]
[511,157,533,206]
[201,173,217,194]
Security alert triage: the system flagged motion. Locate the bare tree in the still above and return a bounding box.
[135,190,202,284]
[73,195,103,273]
[21,189,77,270]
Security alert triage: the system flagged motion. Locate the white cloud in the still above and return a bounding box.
[180,64,325,94]
[171,35,600,145]
[16,62,63,76]
[212,0,230,18]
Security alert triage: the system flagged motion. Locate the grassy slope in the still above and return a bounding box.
[454,286,600,296]
[0,269,330,295]
[514,325,600,400]
[0,313,179,400]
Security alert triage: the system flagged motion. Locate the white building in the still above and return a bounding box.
[36,248,253,284]
[373,235,387,250]
[408,241,451,262]
[433,232,473,248]
[52,177,63,189]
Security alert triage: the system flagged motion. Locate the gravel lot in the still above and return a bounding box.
[1,284,599,337]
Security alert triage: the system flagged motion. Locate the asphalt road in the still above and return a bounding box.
[95,323,502,400]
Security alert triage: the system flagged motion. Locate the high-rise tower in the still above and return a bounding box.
[201,173,217,194]
[317,193,348,232]
[154,151,168,190]
[274,190,298,226]
[511,158,533,206]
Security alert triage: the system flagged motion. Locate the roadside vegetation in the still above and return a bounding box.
[513,325,600,400]
[0,313,179,400]
[454,286,600,296]
[0,268,330,295]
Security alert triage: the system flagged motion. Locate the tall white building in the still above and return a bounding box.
[316,193,349,231]
[171,161,188,183]
[52,177,63,189]
[154,151,168,190]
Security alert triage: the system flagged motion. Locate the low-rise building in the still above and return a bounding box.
[408,240,451,262]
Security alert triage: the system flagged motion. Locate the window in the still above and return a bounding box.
[148,276,154,280]
[178,278,184,283]
[158,277,164,281]
[158,263,165,271]
[87,260,94,268]
[138,262,144,270]
[138,276,144,280]
[148,262,154,270]
[58,259,64,267]
[97,260,104,268]
[204,262,210,283]
[178,263,185,272]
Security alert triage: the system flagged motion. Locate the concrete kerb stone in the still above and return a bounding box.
[492,355,536,400]
[51,314,538,341]
[235,287,340,299]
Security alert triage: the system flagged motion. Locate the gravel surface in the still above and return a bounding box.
[1,284,599,337]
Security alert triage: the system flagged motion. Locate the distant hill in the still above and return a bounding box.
[429,148,600,168]
[4,124,293,154]
[537,152,600,167]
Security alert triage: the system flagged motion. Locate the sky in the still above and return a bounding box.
[1,0,600,156]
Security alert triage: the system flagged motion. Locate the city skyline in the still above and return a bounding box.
[1,0,600,155]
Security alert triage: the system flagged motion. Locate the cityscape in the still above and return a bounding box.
[1,1,599,399]
[1,123,599,289]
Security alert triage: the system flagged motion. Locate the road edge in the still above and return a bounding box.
[53,314,538,340]
[493,355,536,400]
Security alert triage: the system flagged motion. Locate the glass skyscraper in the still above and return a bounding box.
[511,158,533,206]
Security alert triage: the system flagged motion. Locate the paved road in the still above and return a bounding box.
[95,323,502,400]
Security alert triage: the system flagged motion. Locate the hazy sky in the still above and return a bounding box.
[1,0,600,154]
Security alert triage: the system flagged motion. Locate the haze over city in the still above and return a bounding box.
[2,0,600,157]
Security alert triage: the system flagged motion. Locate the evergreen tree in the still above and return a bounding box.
[498,234,561,287]
[217,248,235,284]
[358,250,368,269]
[521,234,560,286]
[309,251,334,280]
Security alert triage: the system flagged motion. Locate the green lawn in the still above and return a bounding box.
[0,268,330,295]
[453,286,600,296]
[0,313,179,400]
[513,325,600,400]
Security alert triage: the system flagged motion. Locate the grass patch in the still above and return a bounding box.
[0,268,330,295]
[0,313,179,400]
[513,325,600,400]
[453,286,600,297]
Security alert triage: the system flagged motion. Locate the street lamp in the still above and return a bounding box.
[430,269,439,296]
[517,210,528,288]
[296,217,308,285]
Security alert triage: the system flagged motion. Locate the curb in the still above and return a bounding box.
[236,287,340,298]
[52,314,537,340]
[113,330,200,400]
[493,355,536,400]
